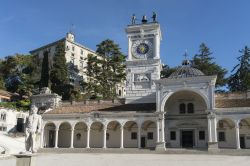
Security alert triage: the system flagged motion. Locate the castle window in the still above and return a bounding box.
[81,49,83,55]
[76,133,81,140]
[80,61,84,68]
[179,103,186,114]
[1,113,6,121]
[131,132,137,140]
[147,132,153,140]
[199,131,205,140]
[106,133,110,140]
[170,131,176,140]
[187,103,194,113]
[72,46,75,51]
[218,132,225,142]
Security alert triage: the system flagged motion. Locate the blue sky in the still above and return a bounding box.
[1,0,250,75]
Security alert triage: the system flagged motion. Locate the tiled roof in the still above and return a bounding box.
[0,89,12,97]
[45,103,156,114]
[215,99,250,108]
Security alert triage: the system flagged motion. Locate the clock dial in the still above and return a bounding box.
[131,39,153,59]
[137,43,149,54]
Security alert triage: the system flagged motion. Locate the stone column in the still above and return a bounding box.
[154,33,160,59]
[86,126,90,148]
[127,36,132,60]
[55,128,59,148]
[40,129,44,148]
[161,118,165,143]
[156,121,160,143]
[70,129,74,148]
[235,120,241,149]
[207,112,218,151]
[137,126,141,149]
[155,114,166,151]
[213,117,218,142]
[156,84,161,112]
[208,118,212,142]
[120,125,124,148]
[103,126,107,149]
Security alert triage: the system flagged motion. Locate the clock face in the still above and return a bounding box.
[131,40,153,59]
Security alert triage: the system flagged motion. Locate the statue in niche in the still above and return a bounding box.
[24,105,42,153]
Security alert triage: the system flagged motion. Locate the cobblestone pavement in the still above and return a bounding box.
[1,153,250,166]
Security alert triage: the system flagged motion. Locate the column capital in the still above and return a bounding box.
[120,125,124,130]
[103,126,107,131]
[207,112,216,119]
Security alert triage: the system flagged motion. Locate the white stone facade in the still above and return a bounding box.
[38,21,250,151]
[0,108,27,133]
[30,33,126,96]
[30,32,98,87]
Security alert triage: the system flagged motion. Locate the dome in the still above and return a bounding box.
[168,60,205,79]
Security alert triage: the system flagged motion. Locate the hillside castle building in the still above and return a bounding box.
[37,16,250,151]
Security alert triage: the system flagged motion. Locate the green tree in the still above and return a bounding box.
[0,54,39,97]
[192,43,227,88]
[50,42,71,100]
[228,46,250,92]
[96,39,126,99]
[39,51,50,89]
[84,54,101,98]
[161,64,177,78]
[0,60,5,89]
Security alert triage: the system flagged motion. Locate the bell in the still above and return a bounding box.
[142,15,147,24]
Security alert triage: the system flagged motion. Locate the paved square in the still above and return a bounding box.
[1,153,250,166]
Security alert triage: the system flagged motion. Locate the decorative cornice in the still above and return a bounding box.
[155,75,217,85]
[126,59,160,66]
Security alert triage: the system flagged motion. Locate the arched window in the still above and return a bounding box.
[76,133,81,140]
[179,103,186,114]
[187,103,194,113]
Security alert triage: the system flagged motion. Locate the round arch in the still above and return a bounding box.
[141,120,157,148]
[90,121,104,148]
[107,121,121,148]
[123,121,138,148]
[160,88,210,112]
[74,122,88,148]
[58,122,72,148]
[43,122,56,148]
[217,118,236,149]
[238,118,250,149]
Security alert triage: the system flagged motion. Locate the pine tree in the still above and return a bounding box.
[0,54,39,96]
[39,51,50,89]
[84,54,101,98]
[88,39,126,99]
[228,46,250,92]
[192,43,227,88]
[161,64,177,78]
[50,42,71,99]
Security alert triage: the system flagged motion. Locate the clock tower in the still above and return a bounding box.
[125,15,162,104]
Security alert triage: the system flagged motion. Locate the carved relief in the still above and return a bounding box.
[134,73,151,82]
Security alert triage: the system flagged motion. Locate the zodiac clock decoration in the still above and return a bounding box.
[131,39,153,59]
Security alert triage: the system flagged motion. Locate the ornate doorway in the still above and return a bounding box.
[181,130,194,148]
